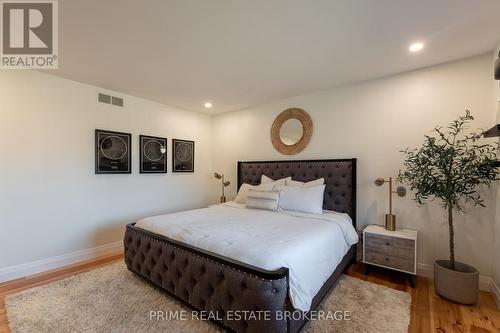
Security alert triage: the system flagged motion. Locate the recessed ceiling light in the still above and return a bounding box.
[204,102,212,108]
[409,42,424,53]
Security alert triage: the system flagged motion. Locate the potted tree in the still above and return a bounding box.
[398,111,499,304]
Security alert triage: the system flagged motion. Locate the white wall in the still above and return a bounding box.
[0,70,216,271]
[1,54,498,286]
[213,54,497,277]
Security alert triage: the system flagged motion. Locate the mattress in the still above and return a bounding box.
[135,202,358,311]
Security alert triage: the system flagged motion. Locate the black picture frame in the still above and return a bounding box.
[139,135,167,173]
[172,139,194,172]
[95,129,131,174]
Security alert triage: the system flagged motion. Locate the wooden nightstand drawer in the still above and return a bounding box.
[365,233,414,249]
[365,244,414,260]
[364,251,414,272]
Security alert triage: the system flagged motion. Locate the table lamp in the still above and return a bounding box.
[374,177,406,231]
[214,172,230,203]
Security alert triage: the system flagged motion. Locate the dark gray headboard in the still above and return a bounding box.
[237,159,356,227]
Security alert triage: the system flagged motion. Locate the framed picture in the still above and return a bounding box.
[139,135,167,173]
[172,139,194,172]
[95,129,131,174]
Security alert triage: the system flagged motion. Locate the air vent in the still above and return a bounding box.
[111,96,124,107]
[98,93,124,107]
[98,93,111,104]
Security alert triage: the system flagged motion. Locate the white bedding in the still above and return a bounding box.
[135,202,358,311]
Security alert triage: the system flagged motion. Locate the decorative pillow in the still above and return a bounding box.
[234,183,274,204]
[260,175,275,183]
[285,178,325,187]
[246,189,279,211]
[278,184,326,214]
[261,175,291,188]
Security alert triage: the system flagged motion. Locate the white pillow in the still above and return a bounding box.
[246,189,279,211]
[234,183,274,204]
[261,175,291,188]
[285,178,325,187]
[278,184,326,214]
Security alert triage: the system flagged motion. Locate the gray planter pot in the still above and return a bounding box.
[434,260,479,304]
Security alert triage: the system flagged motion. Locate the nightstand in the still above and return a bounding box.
[363,224,418,287]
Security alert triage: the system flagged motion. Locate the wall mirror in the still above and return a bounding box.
[279,118,303,145]
[271,108,313,155]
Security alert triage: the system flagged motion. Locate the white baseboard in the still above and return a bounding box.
[416,263,435,279]
[417,263,493,293]
[491,279,500,310]
[0,241,123,283]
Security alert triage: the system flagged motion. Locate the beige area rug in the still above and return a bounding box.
[5,263,411,333]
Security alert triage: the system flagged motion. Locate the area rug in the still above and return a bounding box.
[5,263,411,333]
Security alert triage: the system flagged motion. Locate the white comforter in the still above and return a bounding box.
[135,202,358,311]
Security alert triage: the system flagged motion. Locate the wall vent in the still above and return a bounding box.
[98,93,124,107]
[98,93,111,104]
[111,96,124,107]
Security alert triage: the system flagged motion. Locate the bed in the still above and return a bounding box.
[124,159,357,333]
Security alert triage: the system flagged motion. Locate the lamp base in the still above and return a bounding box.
[220,196,226,203]
[385,214,396,231]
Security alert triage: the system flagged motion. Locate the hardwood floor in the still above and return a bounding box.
[346,264,500,333]
[0,255,498,332]
[0,253,123,333]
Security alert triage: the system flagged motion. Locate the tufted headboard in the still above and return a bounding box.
[237,159,357,228]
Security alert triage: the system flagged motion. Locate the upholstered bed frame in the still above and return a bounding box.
[124,159,357,333]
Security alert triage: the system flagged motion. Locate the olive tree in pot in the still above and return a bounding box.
[398,111,499,304]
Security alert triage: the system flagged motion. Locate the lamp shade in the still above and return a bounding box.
[374,177,385,186]
[396,186,406,197]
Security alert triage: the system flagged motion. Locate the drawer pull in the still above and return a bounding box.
[385,258,389,261]
[386,242,390,246]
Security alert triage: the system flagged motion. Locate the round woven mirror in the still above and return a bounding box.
[271,108,313,155]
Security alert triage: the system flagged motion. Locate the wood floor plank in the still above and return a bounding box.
[0,257,498,333]
[409,276,431,333]
[0,252,123,333]
[0,253,123,296]
[347,264,500,333]
[460,292,497,331]
[0,296,8,333]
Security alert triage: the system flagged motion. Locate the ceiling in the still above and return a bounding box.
[50,0,500,114]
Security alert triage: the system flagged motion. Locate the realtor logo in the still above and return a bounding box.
[1,0,58,68]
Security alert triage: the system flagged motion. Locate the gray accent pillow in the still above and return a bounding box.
[246,189,280,211]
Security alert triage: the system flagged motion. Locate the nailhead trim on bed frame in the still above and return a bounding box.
[125,225,289,333]
[127,228,286,282]
[125,159,357,333]
[237,159,356,228]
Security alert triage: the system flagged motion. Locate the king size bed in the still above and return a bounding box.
[124,159,357,333]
